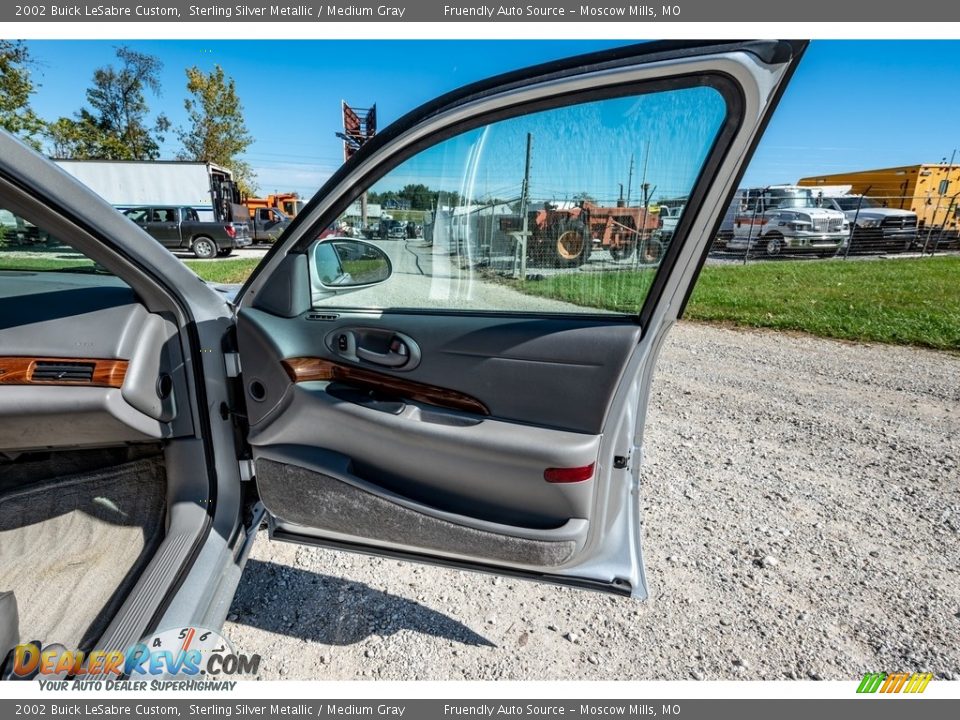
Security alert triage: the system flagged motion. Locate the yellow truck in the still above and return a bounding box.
[799,164,960,246]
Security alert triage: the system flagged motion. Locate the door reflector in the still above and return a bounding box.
[544,463,595,483]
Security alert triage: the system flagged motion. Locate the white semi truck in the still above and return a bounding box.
[726,185,848,257]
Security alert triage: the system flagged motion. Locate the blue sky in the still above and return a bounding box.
[22,40,960,199]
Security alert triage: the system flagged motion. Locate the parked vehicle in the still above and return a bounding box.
[248,206,291,243]
[123,205,251,258]
[799,163,960,243]
[244,192,304,220]
[0,40,806,669]
[821,195,917,253]
[726,185,847,257]
[658,204,684,243]
[713,196,738,249]
[498,199,662,267]
[0,209,44,245]
[53,160,242,223]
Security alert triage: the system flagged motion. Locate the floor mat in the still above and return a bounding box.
[0,456,165,651]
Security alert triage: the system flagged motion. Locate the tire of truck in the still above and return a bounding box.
[192,236,217,259]
[764,232,784,258]
[217,248,234,258]
[640,237,663,264]
[553,220,590,268]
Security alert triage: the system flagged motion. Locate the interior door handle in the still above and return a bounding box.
[356,338,410,368]
[327,329,421,371]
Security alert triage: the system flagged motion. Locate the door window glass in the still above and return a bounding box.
[0,206,123,282]
[313,85,728,314]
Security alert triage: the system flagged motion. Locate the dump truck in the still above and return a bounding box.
[244,192,304,219]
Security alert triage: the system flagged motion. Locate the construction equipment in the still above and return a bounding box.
[502,200,661,267]
[243,192,304,219]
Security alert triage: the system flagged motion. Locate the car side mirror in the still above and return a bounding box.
[310,237,392,294]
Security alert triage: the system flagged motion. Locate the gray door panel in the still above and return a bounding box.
[238,307,642,434]
[238,308,628,530]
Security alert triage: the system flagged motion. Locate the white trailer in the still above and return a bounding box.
[52,160,238,222]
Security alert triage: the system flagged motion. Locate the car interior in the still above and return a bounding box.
[0,198,210,671]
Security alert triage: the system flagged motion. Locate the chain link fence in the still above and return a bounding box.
[713,192,960,264]
[421,192,959,282]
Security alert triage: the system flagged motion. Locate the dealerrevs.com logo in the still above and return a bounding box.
[856,672,934,694]
[12,627,260,690]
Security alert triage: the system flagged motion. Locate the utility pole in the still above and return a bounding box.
[633,144,650,268]
[626,154,635,206]
[518,133,533,280]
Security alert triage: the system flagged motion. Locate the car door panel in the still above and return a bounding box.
[238,307,642,434]
[236,40,807,597]
[0,273,189,451]
[255,447,588,567]
[238,309,632,528]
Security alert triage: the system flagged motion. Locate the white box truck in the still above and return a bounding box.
[52,160,241,223]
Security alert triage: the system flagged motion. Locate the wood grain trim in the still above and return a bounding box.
[282,357,490,416]
[0,357,128,388]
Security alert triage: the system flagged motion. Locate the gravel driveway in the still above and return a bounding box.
[224,322,960,681]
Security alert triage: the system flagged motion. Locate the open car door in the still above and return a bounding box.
[234,40,806,598]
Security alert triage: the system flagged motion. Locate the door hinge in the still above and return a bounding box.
[224,352,242,378]
[613,455,630,470]
[238,459,255,482]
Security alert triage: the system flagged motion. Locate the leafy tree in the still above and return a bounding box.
[178,64,255,195]
[398,183,434,211]
[46,46,169,160]
[0,41,45,150]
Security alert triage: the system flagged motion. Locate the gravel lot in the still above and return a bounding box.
[224,321,960,681]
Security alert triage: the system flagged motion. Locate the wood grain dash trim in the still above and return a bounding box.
[0,357,128,389]
[282,357,489,416]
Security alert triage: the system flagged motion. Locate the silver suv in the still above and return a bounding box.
[727,185,847,257]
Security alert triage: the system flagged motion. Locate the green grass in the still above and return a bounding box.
[0,256,95,271]
[519,257,960,351]
[183,258,260,284]
[0,254,261,285]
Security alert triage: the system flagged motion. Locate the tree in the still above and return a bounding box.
[0,41,45,150]
[178,65,255,195]
[399,183,436,211]
[46,46,169,160]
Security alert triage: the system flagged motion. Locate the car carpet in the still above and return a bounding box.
[0,456,165,652]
